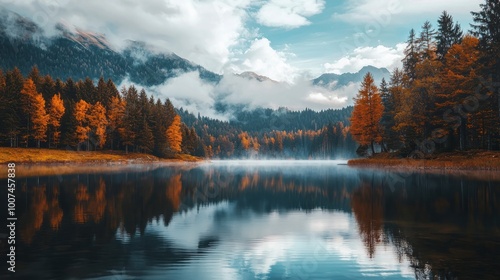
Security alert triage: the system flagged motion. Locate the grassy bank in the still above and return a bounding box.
[348,150,500,170]
[0,147,202,178]
[0,147,201,164]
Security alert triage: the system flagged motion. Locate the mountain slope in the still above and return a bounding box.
[313,65,391,89]
[0,8,221,85]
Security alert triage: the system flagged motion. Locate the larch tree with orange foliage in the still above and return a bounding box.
[437,35,480,150]
[88,102,108,149]
[74,100,91,151]
[350,73,384,154]
[21,78,49,147]
[48,93,65,148]
[166,115,182,153]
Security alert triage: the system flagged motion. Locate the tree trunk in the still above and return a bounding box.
[371,141,375,155]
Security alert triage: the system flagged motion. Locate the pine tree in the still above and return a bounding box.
[166,115,183,154]
[77,77,97,103]
[48,93,65,148]
[39,75,56,104]
[417,21,437,59]
[379,78,398,151]
[436,11,463,59]
[121,86,140,153]
[2,68,24,147]
[471,0,500,149]
[137,117,154,153]
[403,29,419,83]
[107,95,126,150]
[28,66,42,91]
[350,73,384,154]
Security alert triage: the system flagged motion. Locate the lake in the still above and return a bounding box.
[2,160,499,279]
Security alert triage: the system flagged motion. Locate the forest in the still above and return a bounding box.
[350,6,500,156]
[0,69,355,159]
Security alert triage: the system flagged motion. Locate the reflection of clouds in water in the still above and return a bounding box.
[146,203,414,279]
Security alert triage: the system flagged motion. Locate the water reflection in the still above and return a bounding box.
[1,162,499,279]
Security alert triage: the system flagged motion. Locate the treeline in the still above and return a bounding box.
[0,67,202,157]
[351,4,500,156]
[179,108,356,159]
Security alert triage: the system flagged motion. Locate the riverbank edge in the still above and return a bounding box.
[0,147,203,164]
[0,147,205,178]
[347,150,500,171]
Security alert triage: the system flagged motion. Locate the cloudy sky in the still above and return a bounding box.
[2,0,485,116]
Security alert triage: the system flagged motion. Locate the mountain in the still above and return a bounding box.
[237,71,278,83]
[313,65,391,89]
[0,8,221,86]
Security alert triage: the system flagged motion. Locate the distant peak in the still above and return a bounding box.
[56,22,111,50]
[237,71,277,83]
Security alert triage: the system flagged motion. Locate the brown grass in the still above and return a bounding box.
[0,147,202,164]
[348,150,500,171]
[0,147,204,178]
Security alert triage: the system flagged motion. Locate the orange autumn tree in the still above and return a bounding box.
[74,100,91,151]
[88,102,108,149]
[48,93,65,148]
[436,35,480,150]
[350,73,384,154]
[21,78,49,147]
[166,115,182,153]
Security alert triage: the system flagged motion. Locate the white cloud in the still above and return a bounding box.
[2,0,253,73]
[324,43,405,74]
[118,70,357,121]
[256,0,325,28]
[333,0,482,23]
[230,37,298,83]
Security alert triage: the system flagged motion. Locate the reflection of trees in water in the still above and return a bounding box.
[351,175,385,258]
[14,167,500,279]
[351,172,500,279]
[10,167,363,279]
[16,167,360,245]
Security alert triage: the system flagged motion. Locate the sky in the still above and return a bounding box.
[2,0,485,116]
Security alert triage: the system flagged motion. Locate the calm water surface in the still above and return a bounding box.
[1,160,499,279]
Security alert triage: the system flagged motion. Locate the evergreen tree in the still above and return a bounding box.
[1,68,24,147]
[436,11,463,59]
[471,0,500,149]
[379,78,398,151]
[403,29,419,83]
[107,95,126,150]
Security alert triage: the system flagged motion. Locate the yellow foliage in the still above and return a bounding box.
[166,115,183,153]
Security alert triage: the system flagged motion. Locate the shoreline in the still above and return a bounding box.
[0,147,203,178]
[347,150,500,171]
